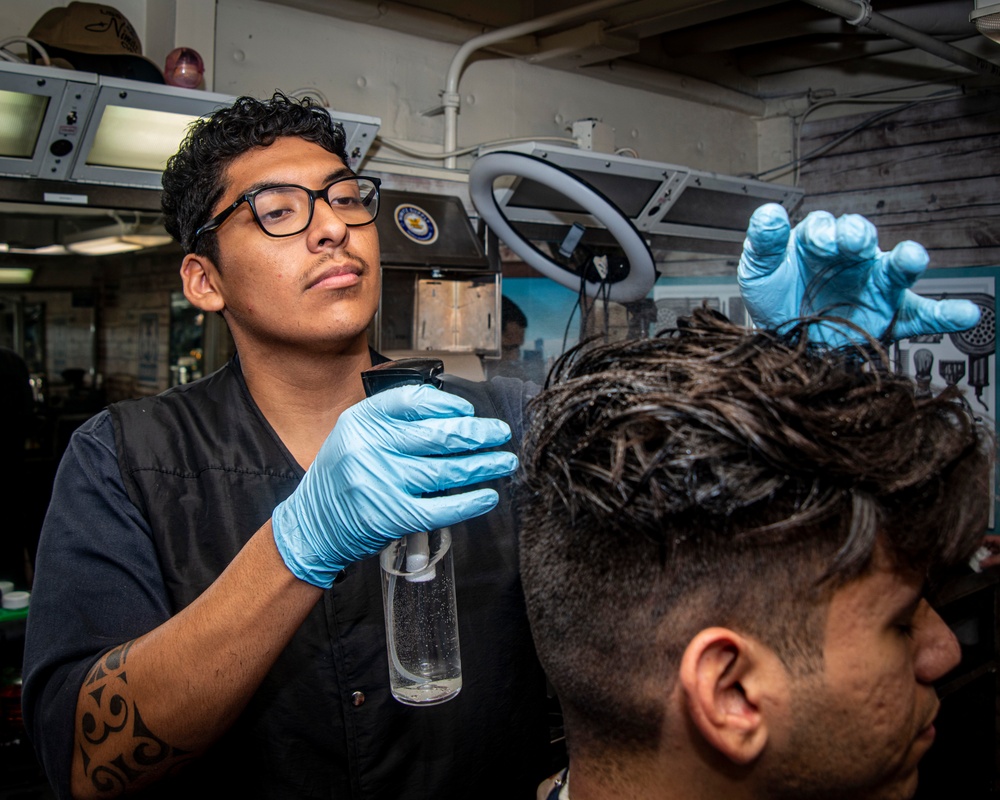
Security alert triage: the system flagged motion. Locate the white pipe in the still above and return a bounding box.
[803,0,1000,77]
[442,0,631,168]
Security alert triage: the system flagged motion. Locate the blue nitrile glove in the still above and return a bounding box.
[272,383,517,588]
[738,203,981,346]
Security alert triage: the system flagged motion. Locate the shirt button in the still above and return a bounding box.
[351,691,365,707]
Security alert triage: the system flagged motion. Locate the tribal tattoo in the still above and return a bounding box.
[78,641,192,794]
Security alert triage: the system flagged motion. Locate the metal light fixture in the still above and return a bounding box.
[971,1,1000,43]
[0,60,381,188]
[63,220,173,255]
[0,267,34,283]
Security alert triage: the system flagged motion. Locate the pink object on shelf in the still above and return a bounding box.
[164,47,205,89]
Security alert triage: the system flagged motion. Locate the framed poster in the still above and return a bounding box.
[907,270,997,532]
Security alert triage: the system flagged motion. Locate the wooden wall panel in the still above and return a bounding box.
[796,90,1000,268]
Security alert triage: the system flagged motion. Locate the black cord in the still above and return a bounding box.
[752,98,928,181]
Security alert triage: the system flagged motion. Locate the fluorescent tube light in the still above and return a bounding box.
[85,105,200,172]
[63,221,173,255]
[0,267,34,283]
[66,236,143,255]
[0,88,48,158]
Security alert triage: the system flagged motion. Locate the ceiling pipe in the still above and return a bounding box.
[441,0,632,168]
[802,0,1000,77]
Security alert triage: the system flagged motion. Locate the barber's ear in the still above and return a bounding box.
[678,627,782,765]
[180,253,225,313]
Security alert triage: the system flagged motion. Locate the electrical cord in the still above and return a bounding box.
[752,89,965,184]
[561,277,585,357]
[0,36,51,65]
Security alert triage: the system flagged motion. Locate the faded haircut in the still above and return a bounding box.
[516,305,993,755]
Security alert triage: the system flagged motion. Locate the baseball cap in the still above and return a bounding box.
[28,2,165,84]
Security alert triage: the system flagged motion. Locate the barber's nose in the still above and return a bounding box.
[308,198,350,248]
[913,600,961,684]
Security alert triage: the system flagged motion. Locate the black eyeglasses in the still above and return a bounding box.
[193,175,381,245]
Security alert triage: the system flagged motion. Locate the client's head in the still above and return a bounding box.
[518,306,993,800]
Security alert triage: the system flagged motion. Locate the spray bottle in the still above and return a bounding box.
[361,358,462,706]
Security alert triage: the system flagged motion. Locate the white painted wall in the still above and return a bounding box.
[1,0,787,178]
[211,0,762,176]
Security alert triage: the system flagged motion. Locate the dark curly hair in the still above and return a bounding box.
[517,306,994,755]
[160,92,349,261]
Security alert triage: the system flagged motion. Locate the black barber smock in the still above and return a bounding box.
[23,355,549,799]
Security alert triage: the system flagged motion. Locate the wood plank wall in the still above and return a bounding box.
[796,89,1000,269]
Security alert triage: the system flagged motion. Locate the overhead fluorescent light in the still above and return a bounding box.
[120,226,174,248]
[0,61,382,189]
[63,220,173,255]
[16,244,69,255]
[0,267,34,283]
[121,234,173,247]
[0,88,48,158]
[971,1,1000,44]
[85,104,202,172]
[475,142,803,247]
[1,242,70,255]
[66,236,143,255]
[0,61,97,181]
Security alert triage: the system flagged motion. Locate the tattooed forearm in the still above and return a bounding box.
[77,641,192,795]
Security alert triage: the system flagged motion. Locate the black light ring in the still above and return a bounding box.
[469,151,657,303]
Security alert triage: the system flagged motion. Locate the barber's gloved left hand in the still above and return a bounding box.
[738,203,981,346]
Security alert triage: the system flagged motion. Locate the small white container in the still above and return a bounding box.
[2,590,30,610]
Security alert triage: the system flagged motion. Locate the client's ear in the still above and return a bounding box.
[678,628,783,765]
[180,253,225,313]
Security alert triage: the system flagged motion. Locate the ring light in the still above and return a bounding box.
[469,151,657,303]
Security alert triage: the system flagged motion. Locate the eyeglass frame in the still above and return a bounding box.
[192,174,382,248]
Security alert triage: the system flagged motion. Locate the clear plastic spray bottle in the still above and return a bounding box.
[361,359,462,706]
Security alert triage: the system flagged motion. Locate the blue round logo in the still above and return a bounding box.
[395,204,438,245]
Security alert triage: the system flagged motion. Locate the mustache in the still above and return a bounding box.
[304,250,376,289]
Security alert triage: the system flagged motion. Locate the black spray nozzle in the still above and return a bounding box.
[362,358,445,398]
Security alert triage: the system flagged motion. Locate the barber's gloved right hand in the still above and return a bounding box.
[272,384,517,588]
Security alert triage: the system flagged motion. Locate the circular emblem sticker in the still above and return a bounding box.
[395,204,438,245]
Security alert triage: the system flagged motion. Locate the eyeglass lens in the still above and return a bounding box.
[253,178,378,235]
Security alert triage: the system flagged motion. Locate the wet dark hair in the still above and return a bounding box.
[160,92,349,261]
[517,306,993,755]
